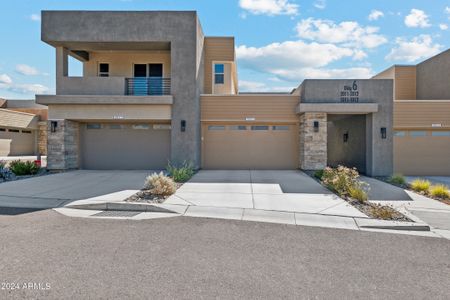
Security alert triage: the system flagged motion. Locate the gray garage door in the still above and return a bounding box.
[81,123,171,170]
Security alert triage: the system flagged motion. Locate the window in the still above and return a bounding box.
[394,131,406,137]
[208,125,225,131]
[272,126,289,131]
[214,63,224,84]
[251,125,269,131]
[21,130,32,134]
[409,131,427,137]
[8,129,20,133]
[0,128,5,132]
[86,123,102,130]
[132,124,149,130]
[432,131,450,137]
[229,125,247,130]
[98,63,109,77]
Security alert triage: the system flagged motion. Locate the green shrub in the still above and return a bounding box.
[389,173,406,186]
[430,184,450,199]
[144,172,177,196]
[166,160,195,182]
[410,179,431,193]
[314,169,324,180]
[349,187,368,202]
[321,165,368,200]
[9,160,40,176]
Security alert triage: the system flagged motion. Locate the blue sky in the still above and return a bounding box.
[0,0,449,98]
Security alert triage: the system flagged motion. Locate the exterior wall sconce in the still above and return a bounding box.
[313,121,319,132]
[343,131,349,143]
[50,121,58,133]
[181,120,186,132]
[381,127,387,139]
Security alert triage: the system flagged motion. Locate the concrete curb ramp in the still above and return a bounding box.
[65,201,431,232]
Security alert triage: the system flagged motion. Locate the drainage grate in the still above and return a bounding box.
[93,211,141,218]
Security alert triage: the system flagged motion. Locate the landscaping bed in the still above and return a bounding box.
[0,160,48,184]
[377,175,450,206]
[125,161,194,204]
[307,167,412,222]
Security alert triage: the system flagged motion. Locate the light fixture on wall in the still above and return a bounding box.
[313,121,319,132]
[181,120,186,132]
[50,121,58,133]
[381,127,387,139]
[343,131,349,143]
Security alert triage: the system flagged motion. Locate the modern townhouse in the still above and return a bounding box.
[35,10,449,176]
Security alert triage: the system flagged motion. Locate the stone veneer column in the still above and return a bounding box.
[37,121,48,155]
[47,120,80,170]
[299,112,327,170]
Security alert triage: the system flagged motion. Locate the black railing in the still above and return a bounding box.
[125,77,171,96]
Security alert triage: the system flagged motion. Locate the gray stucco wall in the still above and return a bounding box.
[300,79,393,176]
[327,115,366,173]
[42,11,203,168]
[417,50,450,100]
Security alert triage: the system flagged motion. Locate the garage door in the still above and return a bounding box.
[81,123,170,170]
[0,128,35,156]
[394,130,450,175]
[202,124,298,169]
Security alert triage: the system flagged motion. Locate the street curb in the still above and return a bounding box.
[66,202,178,214]
[354,218,430,231]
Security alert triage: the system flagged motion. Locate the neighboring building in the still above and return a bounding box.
[0,99,48,156]
[373,50,450,176]
[37,11,393,176]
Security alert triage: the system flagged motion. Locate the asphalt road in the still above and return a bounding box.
[1,209,450,299]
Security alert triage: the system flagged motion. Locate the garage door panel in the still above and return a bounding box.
[202,124,298,170]
[394,134,450,176]
[81,124,170,170]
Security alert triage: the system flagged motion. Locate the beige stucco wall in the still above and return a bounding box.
[204,37,236,94]
[83,51,171,78]
[48,104,171,121]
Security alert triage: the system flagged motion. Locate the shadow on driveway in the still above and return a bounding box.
[360,176,412,201]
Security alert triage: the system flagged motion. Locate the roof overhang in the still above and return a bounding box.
[0,109,39,129]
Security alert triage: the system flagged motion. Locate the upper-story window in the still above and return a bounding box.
[98,63,109,77]
[214,64,224,84]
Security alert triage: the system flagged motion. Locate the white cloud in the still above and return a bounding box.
[296,18,387,49]
[386,35,442,62]
[440,23,448,30]
[445,7,450,16]
[9,84,49,95]
[239,0,299,16]
[313,0,326,10]
[30,14,40,21]
[404,9,431,28]
[368,10,384,21]
[236,40,372,82]
[239,80,294,92]
[15,64,40,76]
[0,74,13,85]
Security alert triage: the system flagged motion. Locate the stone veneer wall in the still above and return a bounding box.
[47,120,80,170]
[37,121,48,155]
[299,112,327,170]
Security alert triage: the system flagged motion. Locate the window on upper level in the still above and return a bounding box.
[214,64,224,84]
[98,63,109,77]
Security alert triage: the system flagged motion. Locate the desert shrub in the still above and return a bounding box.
[369,204,396,220]
[389,173,406,186]
[321,165,368,201]
[166,160,195,182]
[144,172,177,196]
[9,160,40,176]
[0,161,5,169]
[0,161,14,180]
[430,184,450,199]
[314,169,324,180]
[349,187,368,202]
[410,179,431,193]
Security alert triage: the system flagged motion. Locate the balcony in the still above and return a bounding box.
[125,77,171,96]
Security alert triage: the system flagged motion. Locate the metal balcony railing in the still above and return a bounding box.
[125,77,171,96]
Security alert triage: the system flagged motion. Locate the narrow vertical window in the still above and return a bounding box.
[99,63,109,77]
[214,64,224,84]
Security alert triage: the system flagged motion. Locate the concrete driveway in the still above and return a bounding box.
[0,170,150,209]
[166,170,367,218]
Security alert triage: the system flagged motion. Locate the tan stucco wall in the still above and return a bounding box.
[204,37,236,94]
[48,104,171,121]
[394,66,416,100]
[83,51,171,78]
